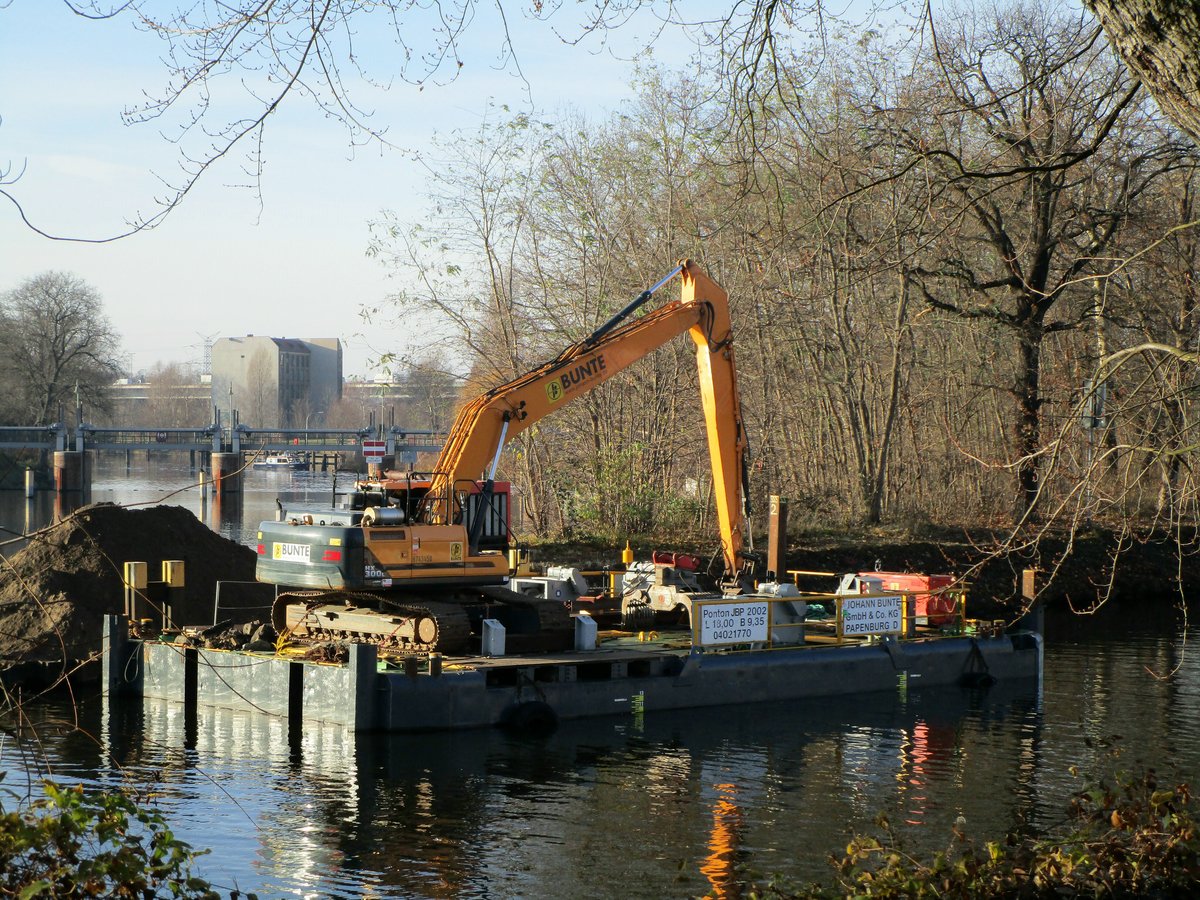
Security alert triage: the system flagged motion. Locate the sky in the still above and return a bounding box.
[0,2,708,380]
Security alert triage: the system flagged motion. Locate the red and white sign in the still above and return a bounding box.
[362,440,387,460]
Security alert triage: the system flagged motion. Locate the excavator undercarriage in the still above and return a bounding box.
[271,585,575,657]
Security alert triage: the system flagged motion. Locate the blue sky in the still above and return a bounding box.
[0,2,703,378]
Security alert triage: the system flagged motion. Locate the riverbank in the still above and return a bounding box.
[530,523,1198,619]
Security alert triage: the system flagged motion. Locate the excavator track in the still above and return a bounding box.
[272,587,575,656]
[273,590,472,656]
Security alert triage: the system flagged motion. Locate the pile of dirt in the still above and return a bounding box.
[0,503,261,681]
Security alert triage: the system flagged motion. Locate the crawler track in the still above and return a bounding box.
[273,591,472,656]
[272,586,574,656]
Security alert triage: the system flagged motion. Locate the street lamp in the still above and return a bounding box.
[302,410,325,476]
[304,410,326,446]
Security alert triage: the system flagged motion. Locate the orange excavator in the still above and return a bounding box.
[255,259,755,654]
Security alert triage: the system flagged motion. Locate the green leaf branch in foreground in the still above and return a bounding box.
[0,778,227,899]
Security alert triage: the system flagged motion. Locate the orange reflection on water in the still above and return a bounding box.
[701,782,746,899]
[897,718,957,826]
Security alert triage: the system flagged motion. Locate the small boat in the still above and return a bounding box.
[253,453,309,471]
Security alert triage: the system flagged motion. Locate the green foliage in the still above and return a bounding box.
[572,444,707,543]
[749,767,1200,898]
[0,778,222,898]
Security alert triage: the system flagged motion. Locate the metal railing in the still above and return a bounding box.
[689,585,974,653]
[0,425,68,451]
[81,425,220,452]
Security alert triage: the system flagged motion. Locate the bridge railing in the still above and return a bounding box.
[231,426,447,456]
[0,422,448,457]
[81,425,221,452]
[233,426,373,453]
[0,425,68,452]
[387,427,447,448]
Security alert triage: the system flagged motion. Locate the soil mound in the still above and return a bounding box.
[0,503,259,681]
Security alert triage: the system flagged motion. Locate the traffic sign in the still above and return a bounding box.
[362,439,386,459]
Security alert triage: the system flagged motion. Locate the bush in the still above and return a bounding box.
[0,778,224,898]
[751,767,1200,898]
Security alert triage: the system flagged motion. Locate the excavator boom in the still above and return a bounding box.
[430,259,751,577]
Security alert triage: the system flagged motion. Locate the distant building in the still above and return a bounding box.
[211,336,342,428]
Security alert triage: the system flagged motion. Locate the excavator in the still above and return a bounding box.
[255,259,756,655]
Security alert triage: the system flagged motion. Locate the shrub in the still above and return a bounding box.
[751,767,1200,898]
[0,778,223,898]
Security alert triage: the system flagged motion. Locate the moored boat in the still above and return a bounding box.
[252,453,308,470]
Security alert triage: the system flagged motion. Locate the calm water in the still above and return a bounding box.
[1,458,1197,898]
[0,453,344,549]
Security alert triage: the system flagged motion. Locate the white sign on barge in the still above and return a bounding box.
[696,600,770,646]
[838,594,905,637]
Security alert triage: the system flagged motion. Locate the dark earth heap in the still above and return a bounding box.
[0,503,260,685]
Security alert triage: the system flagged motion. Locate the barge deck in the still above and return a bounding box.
[102,615,1042,733]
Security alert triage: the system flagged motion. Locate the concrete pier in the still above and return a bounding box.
[211,452,242,497]
[53,450,87,493]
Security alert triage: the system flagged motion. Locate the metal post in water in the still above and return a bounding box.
[24,467,34,499]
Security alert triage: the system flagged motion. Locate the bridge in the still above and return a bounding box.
[0,423,446,465]
[0,425,69,453]
[229,426,445,460]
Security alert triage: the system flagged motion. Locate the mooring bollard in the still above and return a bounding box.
[24,467,35,499]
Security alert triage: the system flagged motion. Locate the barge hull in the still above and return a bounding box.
[104,616,1042,733]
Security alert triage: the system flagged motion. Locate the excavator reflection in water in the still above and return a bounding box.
[255,259,755,655]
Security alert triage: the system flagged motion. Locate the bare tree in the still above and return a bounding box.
[901,5,1191,519]
[140,363,210,428]
[0,272,122,425]
[240,349,278,428]
[2,1,845,240]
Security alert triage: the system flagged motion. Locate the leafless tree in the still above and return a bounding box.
[2,1,847,240]
[898,5,1192,520]
[0,272,122,425]
[240,349,278,428]
[135,363,209,428]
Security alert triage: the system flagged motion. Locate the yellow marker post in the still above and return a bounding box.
[161,560,185,630]
[123,561,148,621]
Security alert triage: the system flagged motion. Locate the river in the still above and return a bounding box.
[1,456,1196,898]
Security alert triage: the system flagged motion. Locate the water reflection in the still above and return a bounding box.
[700,782,746,898]
[0,681,1042,897]
[3,624,1196,898]
[2,460,1198,897]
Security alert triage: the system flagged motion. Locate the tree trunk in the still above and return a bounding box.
[1088,0,1200,144]
[1014,320,1044,520]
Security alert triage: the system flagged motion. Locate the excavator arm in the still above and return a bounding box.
[427,260,752,579]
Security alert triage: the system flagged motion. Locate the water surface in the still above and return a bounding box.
[0,459,1195,897]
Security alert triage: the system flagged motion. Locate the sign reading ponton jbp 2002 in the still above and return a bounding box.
[840,594,903,636]
[698,601,770,646]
